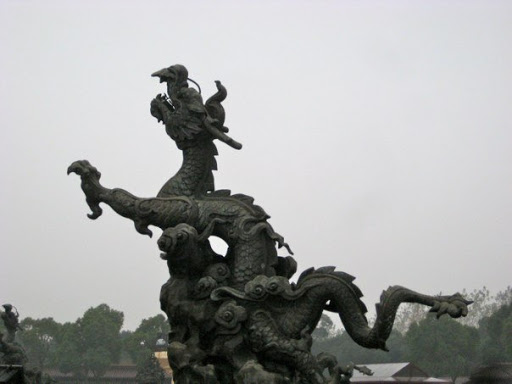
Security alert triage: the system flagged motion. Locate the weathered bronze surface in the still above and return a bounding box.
[68,65,472,384]
[1,304,22,344]
[0,305,47,384]
[1,304,27,366]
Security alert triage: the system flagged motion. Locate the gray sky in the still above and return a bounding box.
[1,0,511,330]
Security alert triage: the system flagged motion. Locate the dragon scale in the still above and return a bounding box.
[67,159,287,287]
[68,64,473,384]
[266,270,470,351]
[158,138,218,198]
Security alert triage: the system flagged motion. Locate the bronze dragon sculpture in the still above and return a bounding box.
[68,64,472,384]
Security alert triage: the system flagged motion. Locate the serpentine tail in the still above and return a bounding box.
[281,268,471,351]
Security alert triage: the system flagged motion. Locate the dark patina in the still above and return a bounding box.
[68,65,472,384]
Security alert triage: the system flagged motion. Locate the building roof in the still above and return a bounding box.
[469,363,512,382]
[352,363,427,378]
[351,363,451,384]
[353,378,450,383]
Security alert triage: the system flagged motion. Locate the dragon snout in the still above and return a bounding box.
[158,235,175,259]
[151,68,175,83]
[67,160,101,178]
[67,162,84,175]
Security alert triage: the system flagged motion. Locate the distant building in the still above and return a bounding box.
[351,362,452,383]
[468,363,512,384]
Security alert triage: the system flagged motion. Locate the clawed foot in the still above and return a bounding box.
[67,160,104,219]
[429,293,473,319]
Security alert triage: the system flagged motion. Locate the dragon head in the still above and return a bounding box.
[67,160,101,179]
[152,64,189,98]
[151,64,243,150]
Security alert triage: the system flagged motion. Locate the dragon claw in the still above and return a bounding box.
[87,209,103,220]
[68,160,105,220]
[429,294,473,319]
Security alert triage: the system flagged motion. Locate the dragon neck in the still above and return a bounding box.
[158,139,218,198]
[276,274,371,341]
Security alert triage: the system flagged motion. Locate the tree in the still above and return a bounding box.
[312,311,407,365]
[312,314,337,341]
[312,328,406,365]
[54,304,124,378]
[136,352,165,384]
[404,314,479,380]
[478,301,512,364]
[391,303,428,334]
[124,314,170,365]
[18,317,61,369]
[494,286,512,306]
[457,286,512,328]
[53,322,83,376]
[311,287,512,381]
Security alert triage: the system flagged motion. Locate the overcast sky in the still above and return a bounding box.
[1,0,511,330]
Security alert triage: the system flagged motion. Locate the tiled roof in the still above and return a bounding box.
[351,363,451,384]
[352,363,411,378]
[352,378,451,383]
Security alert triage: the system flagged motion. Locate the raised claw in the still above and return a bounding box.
[434,302,450,318]
[68,160,104,220]
[430,301,441,313]
[429,294,473,319]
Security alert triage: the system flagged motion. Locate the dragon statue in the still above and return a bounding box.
[68,64,472,384]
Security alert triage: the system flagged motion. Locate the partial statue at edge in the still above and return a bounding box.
[1,304,22,343]
[68,64,472,384]
[1,304,27,367]
[1,304,50,384]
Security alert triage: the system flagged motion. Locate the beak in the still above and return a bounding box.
[151,68,173,83]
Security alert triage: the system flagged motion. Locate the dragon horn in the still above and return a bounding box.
[203,118,243,150]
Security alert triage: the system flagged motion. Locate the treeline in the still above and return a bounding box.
[2,286,510,380]
[0,304,169,378]
[312,286,512,380]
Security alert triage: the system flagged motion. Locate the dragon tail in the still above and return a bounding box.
[298,269,472,351]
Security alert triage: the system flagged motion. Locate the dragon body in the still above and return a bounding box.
[68,64,472,384]
[212,268,470,382]
[158,138,218,198]
[67,159,289,287]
